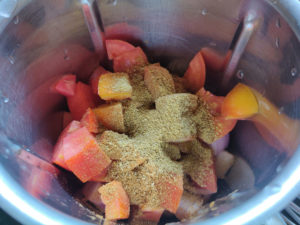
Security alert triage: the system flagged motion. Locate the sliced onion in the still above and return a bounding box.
[225,157,255,191]
[176,191,203,220]
[211,134,229,155]
[215,151,235,179]
[82,182,105,211]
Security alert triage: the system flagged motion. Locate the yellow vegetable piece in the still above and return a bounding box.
[222,83,259,119]
[223,83,300,156]
[98,73,132,100]
[251,88,300,156]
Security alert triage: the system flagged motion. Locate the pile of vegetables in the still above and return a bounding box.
[25,39,299,224]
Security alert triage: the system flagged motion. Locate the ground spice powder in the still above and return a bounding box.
[96,64,216,211]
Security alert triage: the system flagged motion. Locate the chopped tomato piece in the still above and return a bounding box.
[52,120,81,170]
[63,127,111,182]
[89,66,109,95]
[93,103,125,133]
[181,143,217,195]
[113,47,148,73]
[183,51,206,93]
[51,74,76,97]
[201,47,225,72]
[89,167,109,182]
[197,88,237,141]
[63,111,73,128]
[98,73,132,101]
[80,108,99,134]
[105,22,143,42]
[158,175,183,214]
[98,181,130,220]
[67,82,97,120]
[106,40,135,60]
[214,117,237,141]
[197,88,224,115]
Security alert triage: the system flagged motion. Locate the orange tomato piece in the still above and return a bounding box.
[63,127,111,182]
[201,47,225,72]
[89,167,109,182]
[50,74,76,97]
[183,51,206,93]
[52,120,81,170]
[93,103,125,133]
[214,117,237,141]
[113,47,148,73]
[197,88,237,141]
[106,39,135,60]
[80,108,99,134]
[98,181,130,220]
[158,174,183,214]
[67,82,98,120]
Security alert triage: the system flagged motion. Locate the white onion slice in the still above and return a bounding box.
[225,157,255,191]
[215,151,235,179]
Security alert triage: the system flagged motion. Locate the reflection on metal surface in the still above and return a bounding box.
[0,0,299,224]
[81,0,105,59]
[167,190,257,225]
[0,0,17,18]
[222,10,261,88]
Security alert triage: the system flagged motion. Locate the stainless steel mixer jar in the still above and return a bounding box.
[0,0,300,224]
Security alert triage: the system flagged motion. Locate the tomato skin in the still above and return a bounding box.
[184,51,206,93]
[89,66,109,95]
[197,88,224,115]
[214,117,237,140]
[80,108,99,134]
[113,47,148,73]
[197,88,237,141]
[106,40,135,60]
[201,47,225,72]
[67,82,98,120]
[99,181,130,220]
[105,23,143,43]
[51,74,76,97]
[52,120,81,170]
[63,127,111,183]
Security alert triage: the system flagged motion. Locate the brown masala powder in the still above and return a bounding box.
[96,64,215,210]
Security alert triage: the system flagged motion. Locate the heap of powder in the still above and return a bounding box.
[155,93,198,142]
[192,100,216,144]
[173,76,188,93]
[96,64,216,210]
[144,64,175,100]
[180,140,214,188]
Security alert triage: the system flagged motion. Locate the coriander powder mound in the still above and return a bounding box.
[96,64,217,210]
